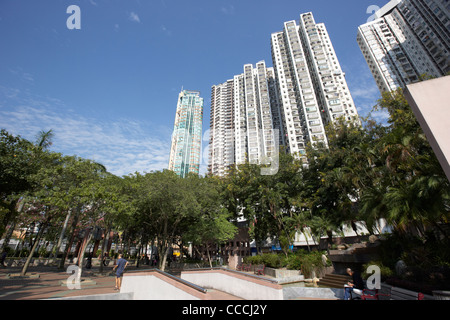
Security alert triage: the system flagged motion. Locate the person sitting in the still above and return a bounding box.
[344,268,364,300]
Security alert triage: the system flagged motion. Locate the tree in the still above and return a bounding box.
[301,121,365,247]
[221,149,303,257]
[182,175,237,267]
[366,89,450,236]
[35,129,54,151]
[131,170,198,271]
[16,152,110,275]
[0,130,37,239]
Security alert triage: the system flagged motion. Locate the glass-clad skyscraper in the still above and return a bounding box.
[168,90,204,178]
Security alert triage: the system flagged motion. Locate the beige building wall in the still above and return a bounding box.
[404,76,450,182]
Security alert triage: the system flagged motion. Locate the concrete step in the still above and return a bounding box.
[319,274,350,288]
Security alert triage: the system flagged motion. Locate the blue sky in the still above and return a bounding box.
[0,0,389,176]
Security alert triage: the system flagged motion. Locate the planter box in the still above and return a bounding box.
[265,267,301,278]
[265,267,305,284]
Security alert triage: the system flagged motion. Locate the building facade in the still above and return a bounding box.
[357,0,449,93]
[208,12,361,176]
[209,80,235,177]
[208,61,283,176]
[271,13,360,161]
[169,90,204,178]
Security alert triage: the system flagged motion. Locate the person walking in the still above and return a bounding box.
[113,254,128,291]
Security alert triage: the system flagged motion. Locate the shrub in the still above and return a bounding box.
[362,261,393,281]
[285,254,302,270]
[243,255,263,265]
[262,253,282,268]
[38,247,49,258]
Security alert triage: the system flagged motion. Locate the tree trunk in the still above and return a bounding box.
[1,221,16,253]
[1,199,21,253]
[303,231,311,252]
[76,229,93,285]
[59,207,80,269]
[51,209,71,258]
[98,227,110,273]
[159,244,169,271]
[21,222,47,276]
[327,230,333,248]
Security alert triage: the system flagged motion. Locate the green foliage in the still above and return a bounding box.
[244,250,329,277]
[362,260,394,280]
[243,255,263,265]
[2,86,449,276]
[0,129,38,199]
[261,253,282,268]
[284,254,302,270]
[38,247,50,258]
[221,150,304,256]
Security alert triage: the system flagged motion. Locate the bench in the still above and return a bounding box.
[254,264,265,276]
[358,289,390,300]
[357,286,428,300]
[390,287,425,300]
[236,263,252,272]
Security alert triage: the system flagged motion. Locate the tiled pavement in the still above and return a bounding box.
[0,265,244,300]
[0,265,140,300]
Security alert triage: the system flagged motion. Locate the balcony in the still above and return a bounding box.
[307,113,319,120]
[330,106,343,113]
[305,107,317,113]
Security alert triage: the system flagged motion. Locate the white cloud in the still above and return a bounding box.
[9,67,34,82]
[0,86,171,176]
[161,25,172,36]
[370,109,390,123]
[220,5,235,15]
[344,58,382,119]
[129,12,141,23]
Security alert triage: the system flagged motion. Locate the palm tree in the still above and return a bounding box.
[35,129,54,151]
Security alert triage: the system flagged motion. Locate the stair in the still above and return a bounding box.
[319,273,351,288]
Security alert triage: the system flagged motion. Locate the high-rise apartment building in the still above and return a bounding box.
[208,61,283,176]
[208,12,360,176]
[168,90,204,178]
[209,80,235,177]
[357,0,449,93]
[271,12,360,160]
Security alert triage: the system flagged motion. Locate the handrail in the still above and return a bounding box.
[128,268,208,294]
[184,267,280,285]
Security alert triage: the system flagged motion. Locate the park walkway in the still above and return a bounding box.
[0,264,243,300]
[0,264,146,300]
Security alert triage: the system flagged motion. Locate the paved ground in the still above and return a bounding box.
[0,264,335,300]
[0,264,246,300]
[0,264,154,300]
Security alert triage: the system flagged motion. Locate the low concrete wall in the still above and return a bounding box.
[120,269,208,300]
[265,267,300,278]
[48,292,134,300]
[283,286,344,300]
[181,269,284,300]
[264,267,304,284]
